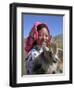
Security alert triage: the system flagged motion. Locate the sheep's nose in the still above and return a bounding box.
[52,71,56,74]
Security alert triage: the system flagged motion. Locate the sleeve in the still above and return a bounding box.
[26,49,38,74]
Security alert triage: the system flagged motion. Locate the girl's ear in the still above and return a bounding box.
[49,35,52,41]
[47,35,52,47]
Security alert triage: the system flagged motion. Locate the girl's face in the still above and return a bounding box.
[37,27,49,47]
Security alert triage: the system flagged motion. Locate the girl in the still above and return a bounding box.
[25,22,52,74]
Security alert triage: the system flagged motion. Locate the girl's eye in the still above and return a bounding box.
[39,34,48,37]
[45,35,48,37]
[39,34,42,37]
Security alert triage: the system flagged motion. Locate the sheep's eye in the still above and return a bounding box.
[49,51,52,57]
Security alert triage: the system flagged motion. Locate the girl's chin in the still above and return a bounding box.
[38,42,47,47]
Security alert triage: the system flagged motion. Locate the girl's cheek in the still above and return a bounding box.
[38,36,42,40]
[46,37,49,40]
[37,37,42,44]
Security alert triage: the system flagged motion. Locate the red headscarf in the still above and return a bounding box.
[24,22,51,53]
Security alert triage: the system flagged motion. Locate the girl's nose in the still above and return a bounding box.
[42,36,46,40]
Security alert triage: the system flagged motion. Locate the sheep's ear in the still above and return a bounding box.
[57,48,63,61]
[50,40,57,55]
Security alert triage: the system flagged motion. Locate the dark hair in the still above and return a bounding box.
[37,23,49,33]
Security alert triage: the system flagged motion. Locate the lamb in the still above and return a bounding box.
[32,43,63,74]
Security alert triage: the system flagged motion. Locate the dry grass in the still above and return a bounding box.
[22,34,63,75]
